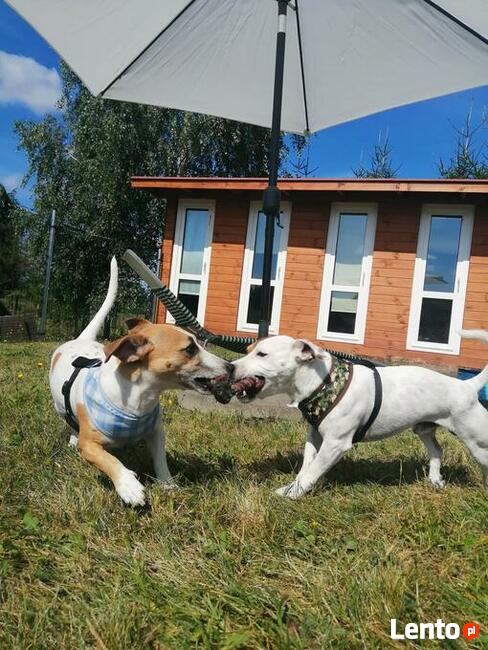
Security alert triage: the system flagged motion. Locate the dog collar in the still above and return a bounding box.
[298,356,353,429]
[83,367,160,441]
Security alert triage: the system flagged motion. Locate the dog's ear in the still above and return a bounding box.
[293,339,324,362]
[104,335,154,363]
[125,317,151,332]
[246,340,258,353]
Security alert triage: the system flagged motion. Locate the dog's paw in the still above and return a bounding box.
[68,433,78,449]
[429,476,446,488]
[275,480,307,500]
[115,468,145,506]
[157,477,180,491]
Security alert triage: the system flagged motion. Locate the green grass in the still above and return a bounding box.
[1,342,487,649]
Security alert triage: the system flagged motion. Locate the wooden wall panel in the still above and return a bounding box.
[203,196,248,335]
[279,195,329,335]
[156,198,177,323]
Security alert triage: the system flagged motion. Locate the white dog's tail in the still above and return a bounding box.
[460,329,488,390]
[77,256,118,340]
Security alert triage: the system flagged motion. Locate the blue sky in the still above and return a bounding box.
[1,0,488,209]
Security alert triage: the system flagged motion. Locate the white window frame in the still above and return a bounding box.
[317,202,377,345]
[167,199,215,326]
[406,204,474,355]
[237,201,291,334]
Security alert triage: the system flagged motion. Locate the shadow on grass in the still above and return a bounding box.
[109,442,237,486]
[246,451,473,487]
[99,441,473,492]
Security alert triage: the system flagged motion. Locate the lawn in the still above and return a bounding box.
[1,341,487,649]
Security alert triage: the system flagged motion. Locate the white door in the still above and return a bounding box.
[407,204,474,355]
[317,203,377,344]
[168,199,215,326]
[237,201,291,334]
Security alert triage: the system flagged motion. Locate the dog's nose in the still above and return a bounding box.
[226,362,235,377]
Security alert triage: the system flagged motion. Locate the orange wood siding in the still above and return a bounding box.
[157,192,488,372]
[157,197,177,323]
[279,195,329,337]
[204,197,248,335]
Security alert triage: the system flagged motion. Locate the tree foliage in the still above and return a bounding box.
[439,110,488,179]
[16,64,277,335]
[0,184,23,304]
[286,134,318,177]
[353,134,399,179]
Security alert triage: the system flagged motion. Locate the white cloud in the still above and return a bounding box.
[0,50,61,114]
[0,172,23,192]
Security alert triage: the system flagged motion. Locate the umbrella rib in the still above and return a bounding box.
[99,0,199,97]
[420,0,488,46]
[295,0,310,134]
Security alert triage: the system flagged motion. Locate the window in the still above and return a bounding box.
[237,201,291,333]
[317,203,377,344]
[407,204,474,354]
[168,199,215,325]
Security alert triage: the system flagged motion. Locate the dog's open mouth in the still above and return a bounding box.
[231,375,266,402]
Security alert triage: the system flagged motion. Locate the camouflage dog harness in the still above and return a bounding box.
[298,356,382,444]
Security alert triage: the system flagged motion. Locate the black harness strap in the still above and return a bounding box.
[352,359,383,444]
[61,357,102,432]
[297,356,383,444]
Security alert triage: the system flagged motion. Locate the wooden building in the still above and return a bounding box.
[132,177,488,372]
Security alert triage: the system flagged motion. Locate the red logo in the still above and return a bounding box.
[462,622,479,641]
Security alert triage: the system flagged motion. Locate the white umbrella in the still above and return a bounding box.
[7,0,488,336]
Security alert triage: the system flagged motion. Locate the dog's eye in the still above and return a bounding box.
[256,351,267,358]
[184,341,198,357]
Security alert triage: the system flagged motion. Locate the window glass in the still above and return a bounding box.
[423,216,461,293]
[418,297,452,343]
[180,209,208,275]
[333,214,367,286]
[177,279,201,317]
[251,212,281,281]
[327,291,358,335]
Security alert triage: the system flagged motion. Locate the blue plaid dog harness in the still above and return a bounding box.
[62,356,159,441]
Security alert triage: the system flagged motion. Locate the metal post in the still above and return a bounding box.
[39,209,56,338]
[151,239,163,322]
[258,0,288,339]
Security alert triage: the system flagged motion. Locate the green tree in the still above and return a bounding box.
[353,133,399,179]
[439,110,488,179]
[16,64,276,335]
[0,184,22,306]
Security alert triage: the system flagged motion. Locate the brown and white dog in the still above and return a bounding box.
[49,258,232,506]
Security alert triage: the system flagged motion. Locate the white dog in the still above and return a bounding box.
[49,257,232,506]
[231,334,488,499]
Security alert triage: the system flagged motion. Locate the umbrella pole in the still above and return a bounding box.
[258,0,288,339]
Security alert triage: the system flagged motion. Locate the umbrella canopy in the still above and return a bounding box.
[7,0,488,337]
[6,0,488,134]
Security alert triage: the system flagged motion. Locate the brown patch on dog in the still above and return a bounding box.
[76,403,124,485]
[110,322,204,378]
[51,351,62,369]
[246,341,258,353]
[125,317,151,332]
[104,335,154,363]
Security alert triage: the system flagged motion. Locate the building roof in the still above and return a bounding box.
[131,176,488,194]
